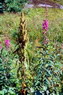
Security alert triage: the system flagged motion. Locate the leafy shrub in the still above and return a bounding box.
[31,43,63,94]
[0,41,19,95]
[0,2,3,13]
[5,0,28,12]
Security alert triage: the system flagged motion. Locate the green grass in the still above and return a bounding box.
[26,8,63,44]
[0,12,20,42]
[0,8,63,44]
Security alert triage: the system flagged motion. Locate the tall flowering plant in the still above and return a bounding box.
[32,5,62,94]
[33,18,62,94]
[42,19,49,45]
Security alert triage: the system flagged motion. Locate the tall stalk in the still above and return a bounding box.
[17,11,28,95]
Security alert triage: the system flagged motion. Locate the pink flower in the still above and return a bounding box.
[0,42,2,49]
[42,20,49,31]
[0,46,2,49]
[5,39,10,48]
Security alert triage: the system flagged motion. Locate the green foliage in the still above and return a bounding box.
[0,2,3,13]
[60,72,63,94]
[5,0,28,12]
[0,47,19,95]
[32,43,62,94]
[0,0,28,13]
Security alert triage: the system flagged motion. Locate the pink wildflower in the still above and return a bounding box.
[0,42,2,49]
[5,39,10,48]
[42,20,49,31]
[0,46,2,49]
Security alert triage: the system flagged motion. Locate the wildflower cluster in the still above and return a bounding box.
[42,20,49,31]
[5,39,10,48]
[0,39,10,50]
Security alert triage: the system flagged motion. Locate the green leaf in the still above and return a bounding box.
[0,90,4,95]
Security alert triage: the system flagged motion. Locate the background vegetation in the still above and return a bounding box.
[0,7,63,94]
[0,0,28,12]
